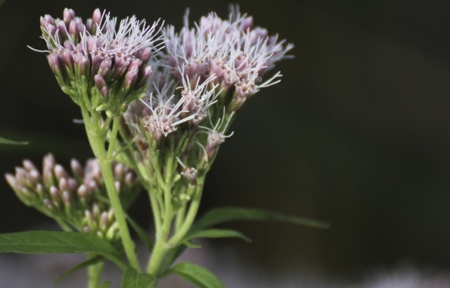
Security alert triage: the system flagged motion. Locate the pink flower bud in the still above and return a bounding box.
[92,8,102,26]
[68,178,78,192]
[59,178,69,192]
[77,184,88,198]
[140,48,151,64]
[69,20,78,40]
[44,199,53,210]
[63,8,75,24]
[47,53,61,74]
[94,74,106,90]
[85,19,93,33]
[5,173,16,190]
[54,164,68,180]
[98,58,112,76]
[124,66,138,90]
[100,87,109,98]
[70,159,84,179]
[40,17,48,28]
[44,14,55,25]
[22,160,36,171]
[50,186,61,203]
[101,212,109,230]
[63,191,71,205]
[77,56,91,77]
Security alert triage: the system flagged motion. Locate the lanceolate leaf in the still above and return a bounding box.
[99,282,112,288]
[192,207,330,231]
[55,255,104,287]
[121,267,154,288]
[0,136,28,145]
[0,231,125,269]
[182,240,202,248]
[167,262,225,288]
[184,229,251,242]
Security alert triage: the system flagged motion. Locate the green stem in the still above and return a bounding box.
[87,261,104,288]
[175,205,186,232]
[56,219,73,232]
[148,188,162,234]
[107,115,121,160]
[80,106,140,271]
[146,153,176,280]
[167,176,205,247]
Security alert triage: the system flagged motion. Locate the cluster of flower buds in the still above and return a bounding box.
[5,154,139,242]
[37,8,160,114]
[164,7,293,111]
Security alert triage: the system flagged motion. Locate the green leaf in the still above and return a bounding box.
[55,255,104,287]
[192,207,330,231]
[99,282,112,288]
[126,216,154,251]
[182,240,201,248]
[0,0,5,7]
[0,231,126,269]
[121,267,154,288]
[184,229,251,243]
[0,136,28,145]
[167,262,225,288]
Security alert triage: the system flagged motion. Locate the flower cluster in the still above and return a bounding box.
[164,7,293,110]
[118,7,292,210]
[121,7,292,167]
[5,154,139,241]
[37,8,161,114]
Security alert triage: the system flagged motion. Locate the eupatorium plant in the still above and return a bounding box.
[1,7,328,288]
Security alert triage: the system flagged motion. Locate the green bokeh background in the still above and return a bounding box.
[1,0,450,280]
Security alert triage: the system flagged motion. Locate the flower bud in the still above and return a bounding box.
[44,14,55,25]
[70,159,84,180]
[124,172,133,186]
[36,184,45,198]
[100,212,108,231]
[50,186,61,203]
[68,178,78,192]
[77,56,91,77]
[59,178,69,192]
[44,199,54,210]
[63,191,71,204]
[94,74,106,91]
[124,66,138,90]
[47,53,65,82]
[85,19,93,33]
[22,160,36,172]
[63,8,75,25]
[54,164,68,180]
[135,66,152,89]
[40,17,48,28]
[100,87,109,98]
[69,20,78,40]
[77,184,88,198]
[5,174,17,190]
[98,58,112,76]
[92,8,102,27]
[140,48,151,64]
[56,21,68,40]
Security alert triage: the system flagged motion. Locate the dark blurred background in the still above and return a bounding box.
[2,0,450,286]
